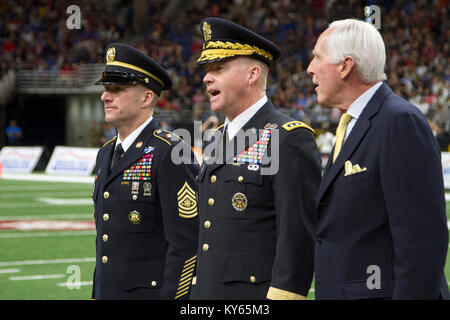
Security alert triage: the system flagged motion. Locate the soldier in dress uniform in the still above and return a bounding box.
[91,43,199,300]
[190,18,321,300]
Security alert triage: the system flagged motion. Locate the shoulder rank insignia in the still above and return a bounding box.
[103,136,117,147]
[282,121,315,133]
[153,129,181,145]
[177,182,198,219]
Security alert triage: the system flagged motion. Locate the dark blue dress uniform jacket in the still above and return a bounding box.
[315,83,449,300]
[191,100,322,300]
[91,119,199,300]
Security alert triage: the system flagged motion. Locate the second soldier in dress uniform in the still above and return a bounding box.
[92,43,199,300]
[191,18,322,300]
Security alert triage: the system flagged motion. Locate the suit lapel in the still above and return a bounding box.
[317,83,392,204]
[105,120,159,185]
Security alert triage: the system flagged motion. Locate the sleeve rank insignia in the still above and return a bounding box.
[177,182,198,219]
[282,121,315,133]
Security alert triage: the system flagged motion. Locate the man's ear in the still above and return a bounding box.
[339,56,355,80]
[247,64,261,86]
[141,89,155,108]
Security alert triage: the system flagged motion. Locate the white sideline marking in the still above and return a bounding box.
[10,274,66,281]
[0,230,95,238]
[0,173,93,184]
[36,198,93,205]
[0,257,95,267]
[446,194,450,201]
[0,268,20,274]
[0,185,90,192]
[0,203,68,208]
[0,214,92,221]
[56,281,93,287]
[0,192,90,199]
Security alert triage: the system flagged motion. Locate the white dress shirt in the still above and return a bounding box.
[224,95,268,140]
[115,116,153,152]
[344,81,383,140]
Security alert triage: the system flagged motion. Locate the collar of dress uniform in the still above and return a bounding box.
[115,116,153,152]
[224,95,268,141]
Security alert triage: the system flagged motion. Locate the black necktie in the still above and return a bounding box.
[110,143,124,171]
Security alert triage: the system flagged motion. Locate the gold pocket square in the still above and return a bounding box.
[344,160,367,176]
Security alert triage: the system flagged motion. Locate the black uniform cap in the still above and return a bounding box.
[196,17,281,66]
[95,43,172,95]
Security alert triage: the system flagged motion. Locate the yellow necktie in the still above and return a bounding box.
[333,113,352,163]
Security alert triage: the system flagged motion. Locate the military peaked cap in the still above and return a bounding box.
[196,17,281,66]
[95,43,172,95]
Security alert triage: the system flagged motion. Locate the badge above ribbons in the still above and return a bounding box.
[177,182,198,219]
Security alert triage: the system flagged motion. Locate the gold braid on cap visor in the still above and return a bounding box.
[106,60,164,87]
[197,41,273,63]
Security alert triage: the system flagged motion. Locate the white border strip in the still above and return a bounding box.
[0,257,95,267]
[0,231,95,238]
[0,173,94,184]
[10,274,66,281]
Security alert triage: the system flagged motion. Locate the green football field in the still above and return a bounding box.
[0,177,448,300]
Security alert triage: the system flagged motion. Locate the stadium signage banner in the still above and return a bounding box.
[45,146,99,176]
[0,146,43,173]
[442,152,450,189]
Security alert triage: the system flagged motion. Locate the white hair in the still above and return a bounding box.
[326,19,387,83]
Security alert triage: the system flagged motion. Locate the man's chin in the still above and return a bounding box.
[104,115,117,125]
[210,102,223,114]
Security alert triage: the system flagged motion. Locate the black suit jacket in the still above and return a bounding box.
[191,100,321,300]
[91,119,199,299]
[315,83,449,300]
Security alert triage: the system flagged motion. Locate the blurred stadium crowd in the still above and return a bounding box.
[0,0,449,151]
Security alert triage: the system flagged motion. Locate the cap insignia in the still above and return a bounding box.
[106,47,116,63]
[202,22,212,41]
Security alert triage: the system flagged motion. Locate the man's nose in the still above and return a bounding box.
[306,62,314,76]
[101,90,112,102]
[203,72,214,85]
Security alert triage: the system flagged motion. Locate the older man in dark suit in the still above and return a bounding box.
[307,19,449,300]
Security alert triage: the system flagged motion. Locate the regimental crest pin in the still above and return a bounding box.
[128,210,142,224]
[177,182,198,219]
[106,47,116,63]
[232,192,248,212]
[202,21,212,41]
